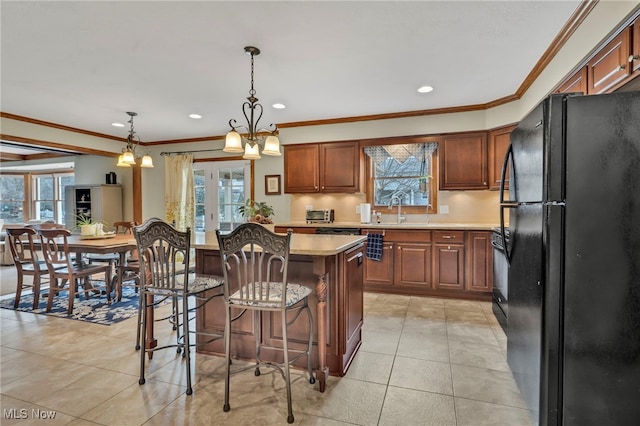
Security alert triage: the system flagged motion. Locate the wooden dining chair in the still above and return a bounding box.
[38,228,112,314]
[216,222,315,423]
[5,227,51,309]
[133,218,223,395]
[108,221,140,301]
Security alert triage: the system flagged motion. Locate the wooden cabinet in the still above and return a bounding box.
[465,231,493,292]
[395,242,432,287]
[284,141,361,193]
[64,184,122,231]
[342,244,364,367]
[439,133,488,190]
[588,28,631,94]
[433,231,465,290]
[488,125,515,191]
[363,228,491,300]
[556,66,588,95]
[363,242,395,287]
[631,18,640,74]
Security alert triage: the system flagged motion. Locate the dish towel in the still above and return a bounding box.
[366,233,384,261]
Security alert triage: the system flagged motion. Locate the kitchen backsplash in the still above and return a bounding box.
[290,191,503,224]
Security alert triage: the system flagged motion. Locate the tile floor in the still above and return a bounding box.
[0,290,533,425]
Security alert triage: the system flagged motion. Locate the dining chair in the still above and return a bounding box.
[107,221,140,301]
[5,227,51,309]
[86,221,135,288]
[38,228,112,314]
[216,222,315,424]
[133,218,223,395]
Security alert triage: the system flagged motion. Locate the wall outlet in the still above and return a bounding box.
[306,205,313,211]
[439,205,449,214]
[355,205,361,214]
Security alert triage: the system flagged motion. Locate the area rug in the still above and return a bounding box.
[0,284,141,326]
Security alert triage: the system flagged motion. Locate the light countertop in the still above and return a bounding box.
[275,221,500,231]
[193,231,366,256]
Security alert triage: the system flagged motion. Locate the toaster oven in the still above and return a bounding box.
[306,209,335,223]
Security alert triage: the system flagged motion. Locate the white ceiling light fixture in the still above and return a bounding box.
[189,113,202,119]
[272,103,286,109]
[417,86,434,93]
[224,46,281,160]
[117,111,154,168]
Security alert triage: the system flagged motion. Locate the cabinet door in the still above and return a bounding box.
[319,141,360,192]
[363,242,395,287]
[342,244,364,361]
[433,243,465,290]
[588,28,631,94]
[395,243,432,287]
[284,144,319,193]
[465,231,493,292]
[555,66,588,95]
[632,18,640,73]
[488,125,515,191]
[439,133,488,190]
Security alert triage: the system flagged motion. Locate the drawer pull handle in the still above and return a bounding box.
[442,235,455,239]
[628,54,639,63]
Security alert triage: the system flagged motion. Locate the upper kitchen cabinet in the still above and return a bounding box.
[631,17,640,74]
[555,66,588,94]
[439,133,488,190]
[284,141,361,193]
[588,27,631,94]
[488,125,516,190]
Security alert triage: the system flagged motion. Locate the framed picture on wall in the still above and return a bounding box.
[265,175,281,195]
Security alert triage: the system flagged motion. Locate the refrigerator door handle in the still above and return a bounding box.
[499,143,517,263]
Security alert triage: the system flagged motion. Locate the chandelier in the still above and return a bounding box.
[223,46,281,160]
[116,111,154,168]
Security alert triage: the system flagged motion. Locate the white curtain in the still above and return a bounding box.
[164,154,194,232]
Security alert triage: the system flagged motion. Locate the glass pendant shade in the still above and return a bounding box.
[223,130,244,153]
[243,143,261,160]
[262,135,282,156]
[116,154,131,167]
[122,150,136,164]
[140,154,154,168]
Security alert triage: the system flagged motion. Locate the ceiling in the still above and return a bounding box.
[1,1,582,144]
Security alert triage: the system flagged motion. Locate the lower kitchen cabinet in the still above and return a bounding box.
[363,228,492,300]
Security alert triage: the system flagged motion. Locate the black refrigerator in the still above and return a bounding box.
[499,91,640,426]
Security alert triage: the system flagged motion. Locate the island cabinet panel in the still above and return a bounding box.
[395,243,432,287]
[439,133,488,190]
[588,27,631,94]
[465,231,493,292]
[284,141,361,193]
[488,125,516,190]
[194,243,365,378]
[362,228,491,300]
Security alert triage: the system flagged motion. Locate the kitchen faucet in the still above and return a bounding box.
[388,191,408,224]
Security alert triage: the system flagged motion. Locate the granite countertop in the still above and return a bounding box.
[275,221,500,231]
[193,231,366,256]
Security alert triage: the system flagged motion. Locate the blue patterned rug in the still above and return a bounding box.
[0,284,140,326]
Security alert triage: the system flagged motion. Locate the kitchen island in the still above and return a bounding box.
[193,232,366,392]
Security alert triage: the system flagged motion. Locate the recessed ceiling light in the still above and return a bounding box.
[272,103,286,109]
[417,86,434,93]
[189,114,202,119]
[112,122,125,127]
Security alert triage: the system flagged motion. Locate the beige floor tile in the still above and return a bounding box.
[402,317,447,336]
[378,386,456,426]
[298,414,358,425]
[455,397,534,426]
[408,295,447,308]
[360,330,400,355]
[303,376,386,425]
[362,315,404,333]
[389,356,453,396]
[405,305,447,321]
[446,322,500,347]
[443,299,486,313]
[344,350,394,385]
[396,332,450,363]
[451,364,526,409]
[445,308,491,325]
[449,340,509,372]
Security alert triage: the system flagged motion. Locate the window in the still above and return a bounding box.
[364,142,438,213]
[32,173,74,224]
[193,161,250,233]
[0,174,26,224]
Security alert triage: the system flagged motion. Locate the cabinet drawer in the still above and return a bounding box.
[433,230,464,244]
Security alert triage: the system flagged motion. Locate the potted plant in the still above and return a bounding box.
[75,214,105,236]
[238,199,275,224]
